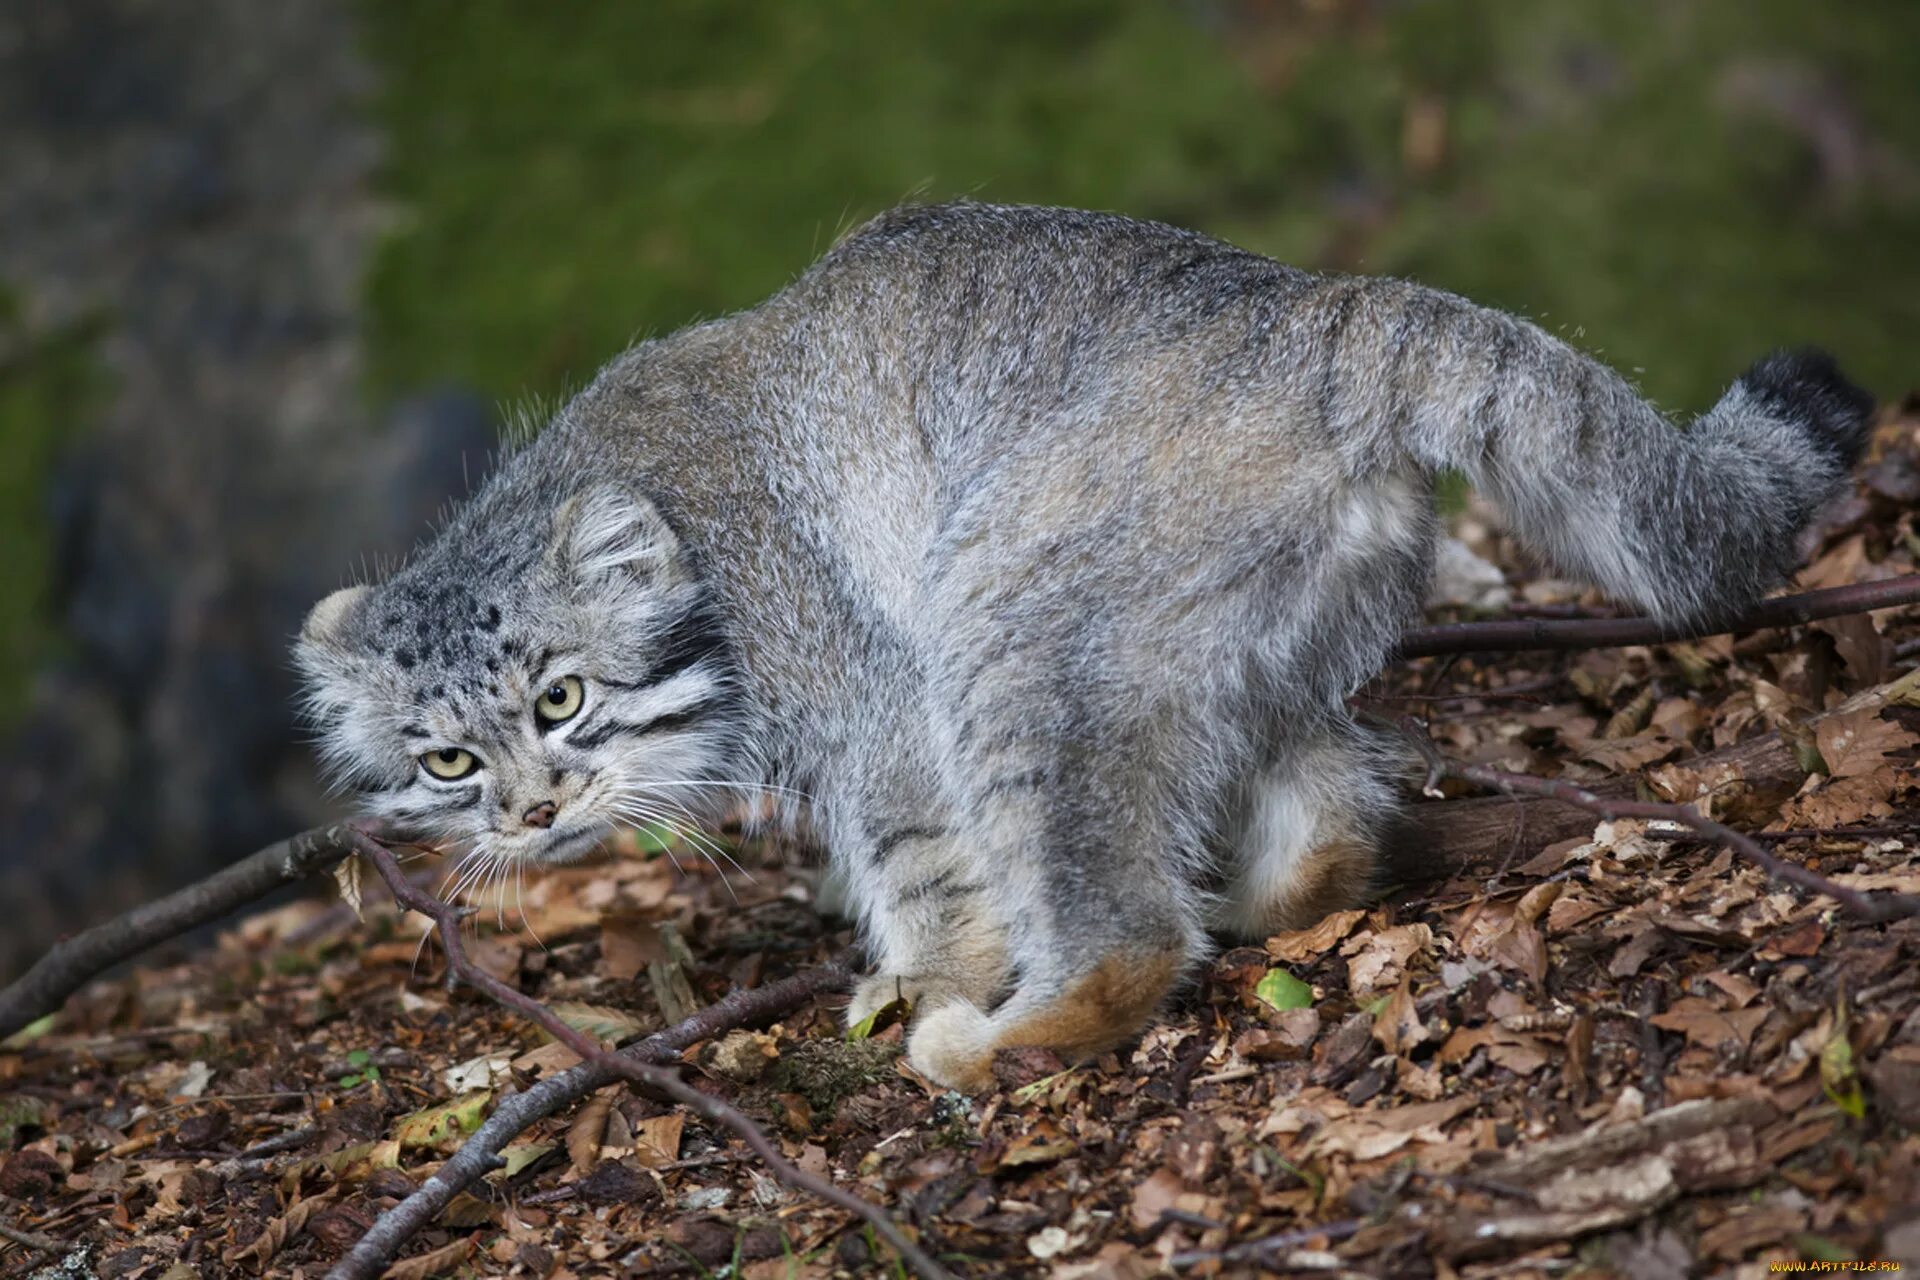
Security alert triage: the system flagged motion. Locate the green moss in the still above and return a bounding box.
[767,1036,899,1113]
[358,0,1288,405]
[361,1,1919,416]
[0,297,101,719]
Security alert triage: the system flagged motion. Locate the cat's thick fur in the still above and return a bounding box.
[298,203,1872,1090]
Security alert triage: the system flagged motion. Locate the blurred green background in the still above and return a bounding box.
[7,0,1920,713]
[361,0,1920,408]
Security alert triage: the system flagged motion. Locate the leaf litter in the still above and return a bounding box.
[7,405,1920,1276]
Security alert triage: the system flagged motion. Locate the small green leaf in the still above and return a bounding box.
[1820,997,1865,1120]
[632,822,679,854]
[1792,1234,1854,1263]
[395,1090,493,1150]
[847,996,908,1043]
[1255,968,1314,1011]
[1,1014,55,1050]
[338,1073,363,1089]
[346,1049,372,1069]
[490,1141,556,1180]
[1011,1069,1077,1105]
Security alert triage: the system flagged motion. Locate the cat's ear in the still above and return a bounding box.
[301,584,372,650]
[550,484,685,587]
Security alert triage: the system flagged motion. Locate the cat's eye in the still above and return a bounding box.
[420,747,479,780]
[536,675,585,725]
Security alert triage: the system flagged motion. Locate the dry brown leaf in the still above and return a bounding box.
[566,1087,617,1173]
[1343,923,1434,995]
[384,1236,475,1280]
[1307,1094,1476,1160]
[1577,731,1681,773]
[632,1112,684,1168]
[999,1120,1076,1169]
[1372,981,1426,1056]
[1815,708,1920,779]
[599,912,665,981]
[220,1191,332,1272]
[1649,999,1769,1052]
[1814,613,1889,685]
[1264,909,1367,963]
[1234,1008,1319,1061]
[1781,766,1905,828]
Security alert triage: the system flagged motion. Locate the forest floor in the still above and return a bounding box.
[7,406,1920,1280]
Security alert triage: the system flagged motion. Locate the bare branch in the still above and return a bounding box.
[1394,573,1920,660]
[0,1219,68,1256]
[1169,1217,1363,1270]
[1386,716,1920,924]
[0,822,383,1041]
[331,829,950,1280]
[331,959,853,1280]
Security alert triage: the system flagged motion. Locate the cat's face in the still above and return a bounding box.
[296,484,739,866]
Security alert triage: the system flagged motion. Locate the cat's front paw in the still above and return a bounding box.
[899,946,1189,1093]
[847,970,996,1027]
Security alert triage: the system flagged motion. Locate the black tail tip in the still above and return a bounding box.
[1738,347,1876,470]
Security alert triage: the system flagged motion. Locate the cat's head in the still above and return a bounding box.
[295,482,741,864]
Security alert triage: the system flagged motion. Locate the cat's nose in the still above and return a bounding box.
[522,801,558,829]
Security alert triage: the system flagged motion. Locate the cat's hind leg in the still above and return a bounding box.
[1210,720,1398,938]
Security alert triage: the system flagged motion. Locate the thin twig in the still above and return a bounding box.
[332,829,946,1280]
[0,1219,67,1255]
[0,822,385,1041]
[1750,824,1917,843]
[332,960,852,1278]
[1394,574,1920,659]
[1169,1217,1364,1269]
[1388,718,1920,923]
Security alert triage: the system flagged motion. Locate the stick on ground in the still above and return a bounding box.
[0,823,379,1041]
[331,829,949,1280]
[1394,573,1920,659]
[331,960,853,1280]
[1388,717,1920,924]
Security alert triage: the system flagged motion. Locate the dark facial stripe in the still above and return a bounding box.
[568,700,714,749]
[394,782,481,816]
[602,599,730,692]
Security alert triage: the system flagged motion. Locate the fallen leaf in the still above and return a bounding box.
[632,1112,684,1168]
[998,1120,1076,1168]
[547,1002,649,1046]
[1815,708,1920,779]
[395,1091,492,1151]
[1253,968,1314,1012]
[1265,909,1368,963]
[1372,981,1426,1056]
[1344,923,1434,995]
[567,1087,617,1173]
[384,1237,474,1280]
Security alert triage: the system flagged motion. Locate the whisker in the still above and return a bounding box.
[606,802,746,901]
[640,778,816,804]
[516,857,549,953]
